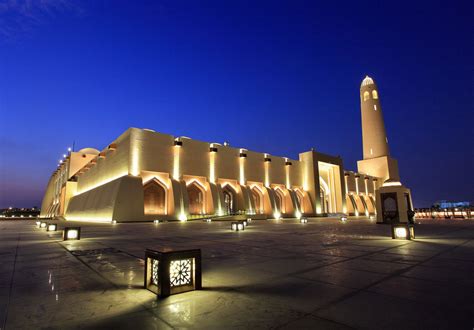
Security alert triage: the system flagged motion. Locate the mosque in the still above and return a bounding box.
[40,76,414,223]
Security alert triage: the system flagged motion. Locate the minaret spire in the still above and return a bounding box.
[360,75,390,159]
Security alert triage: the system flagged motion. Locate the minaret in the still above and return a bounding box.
[360,76,390,159]
[357,75,414,224]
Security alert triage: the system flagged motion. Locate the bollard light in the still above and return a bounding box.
[145,248,202,298]
[391,223,415,240]
[231,221,244,231]
[300,217,308,223]
[63,227,81,240]
[47,224,58,232]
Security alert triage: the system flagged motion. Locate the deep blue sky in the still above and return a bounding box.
[0,0,472,208]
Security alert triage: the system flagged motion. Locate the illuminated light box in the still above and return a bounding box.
[242,219,248,227]
[111,220,117,225]
[40,222,47,229]
[47,224,58,232]
[246,218,252,223]
[231,221,244,231]
[340,216,348,223]
[153,220,160,224]
[145,248,202,298]
[63,227,81,241]
[204,219,212,223]
[391,223,415,240]
[36,221,42,228]
[300,217,308,223]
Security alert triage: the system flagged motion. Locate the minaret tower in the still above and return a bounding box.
[360,76,390,159]
[357,75,414,224]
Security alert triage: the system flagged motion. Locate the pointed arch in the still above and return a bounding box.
[274,187,286,213]
[251,186,264,214]
[363,91,370,101]
[143,178,167,215]
[187,181,205,215]
[222,183,238,215]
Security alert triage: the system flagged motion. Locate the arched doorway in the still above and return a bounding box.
[274,188,285,213]
[144,179,167,215]
[251,186,263,214]
[320,185,329,213]
[187,181,205,215]
[222,184,237,215]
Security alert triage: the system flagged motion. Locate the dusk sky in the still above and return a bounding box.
[0,0,472,208]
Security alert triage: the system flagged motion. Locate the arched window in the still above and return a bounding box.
[187,181,205,215]
[144,179,167,215]
[252,187,263,214]
[372,90,378,99]
[363,91,370,101]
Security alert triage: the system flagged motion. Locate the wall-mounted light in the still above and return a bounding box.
[391,223,415,240]
[145,248,202,298]
[63,227,80,240]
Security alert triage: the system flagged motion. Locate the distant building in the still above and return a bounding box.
[433,200,471,209]
[40,76,413,223]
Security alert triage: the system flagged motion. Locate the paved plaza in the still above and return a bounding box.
[1,218,473,329]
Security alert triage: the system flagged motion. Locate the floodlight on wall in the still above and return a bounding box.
[145,248,202,298]
[391,223,415,240]
[231,221,244,231]
[274,212,281,219]
[300,218,308,224]
[47,224,58,232]
[40,222,47,229]
[63,227,81,241]
[154,220,160,224]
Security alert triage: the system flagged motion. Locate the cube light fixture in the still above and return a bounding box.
[47,224,58,232]
[231,221,245,231]
[340,216,348,223]
[246,218,252,223]
[204,219,212,222]
[391,223,415,240]
[145,248,202,297]
[35,221,42,228]
[63,227,81,241]
[40,222,47,229]
[153,220,160,224]
[300,217,308,224]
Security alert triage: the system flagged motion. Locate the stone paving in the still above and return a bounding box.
[0,218,473,329]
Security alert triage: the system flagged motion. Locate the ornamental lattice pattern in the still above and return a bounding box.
[151,259,159,286]
[170,259,193,287]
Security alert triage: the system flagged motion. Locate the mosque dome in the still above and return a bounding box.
[361,75,375,87]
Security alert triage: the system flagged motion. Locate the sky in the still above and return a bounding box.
[0,0,472,208]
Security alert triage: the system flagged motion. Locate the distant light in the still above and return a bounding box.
[63,154,66,158]
[67,147,72,152]
[153,220,160,224]
[341,216,348,223]
[295,210,302,219]
[300,218,308,224]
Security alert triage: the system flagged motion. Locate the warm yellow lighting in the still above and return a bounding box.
[383,181,402,187]
[394,227,407,238]
[40,222,47,228]
[111,220,117,224]
[341,216,347,222]
[178,213,187,221]
[75,172,128,195]
[274,212,281,219]
[209,150,216,183]
[154,220,160,224]
[300,218,308,223]
[173,145,181,180]
[295,210,302,219]
[239,157,245,185]
[66,230,79,239]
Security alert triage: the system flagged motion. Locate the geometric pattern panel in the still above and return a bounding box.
[152,259,159,286]
[170,259,193,287]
